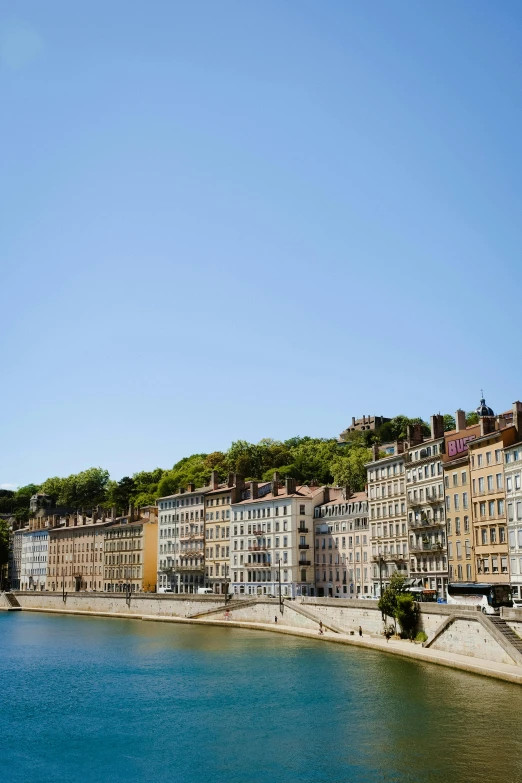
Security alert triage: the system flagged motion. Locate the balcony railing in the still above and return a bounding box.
[409,543,445,554]
[299,560,311,566]
[298,543,310,550]
[408,518,445,531]
[248,545,267,551]
[371,553,407,563]
[298,527,309,534]
[177,564,205,573]
[247,561,272,569]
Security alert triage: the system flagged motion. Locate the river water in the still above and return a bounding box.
[1,612,522,783]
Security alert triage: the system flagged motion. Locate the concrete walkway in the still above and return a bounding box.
[18,606,522,685]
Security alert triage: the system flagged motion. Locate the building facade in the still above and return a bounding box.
[504,403,522,599]
[204,472,243,594]
[314,489,370,597]
[469,417,516,585]
[46,514,108,592]
[367,445,408,596]
[157,484,209,593]
[8,525,26,590]
[406,416,448,598]
[230,477,324,598]
[20,529,49,590]
[443,412,481,584]
[103,508,158,593]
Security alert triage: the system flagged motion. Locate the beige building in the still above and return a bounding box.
[103,506,158,593]
[204,472,244,594]
[367,444,408,596]
[469,416,515,584]
[46,512,108,592]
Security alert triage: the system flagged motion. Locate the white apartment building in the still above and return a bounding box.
[20,529,49,590]
[230,477,325,598]
[406,416,448,598]
[314,489,371,597]
[157,483,209,593]
[367,444,408,597]
[504,431,522,599]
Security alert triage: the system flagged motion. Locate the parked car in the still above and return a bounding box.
[157,587,173,594]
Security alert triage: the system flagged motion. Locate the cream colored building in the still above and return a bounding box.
[406,415,447,598]
[230,477,324,597]
[157,485,209,593]
[367,444,408,596]
[314,489,371,597]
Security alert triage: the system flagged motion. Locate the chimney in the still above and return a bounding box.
[250,481,258,500]
[513,401,522,437]
[372,443,380,462]
[285,478,297,495]
[227,471,235,488]
[430,414,444,440]
[363,415,366,425]
[406,424,423,446]
[272,472,280,497]
[456,409,466,432]
[480,416,496,436]
[128,503,135,522]
[344,484,351,500]
[497,414,507,430]
[323,487,330,503]
[187,483,195,493]
[210,470,219,490]
[352,416,356,426]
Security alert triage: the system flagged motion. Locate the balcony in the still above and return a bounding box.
[177,564,205,573]
[248,545,267,552]
[298,543,310,550]
[298,527,309,534]
[408,518,444,531]
[409,542,445,554]
[299,560,311,567]
[247,561,272,569]
[371,553,406,563]
[251,528,264,535]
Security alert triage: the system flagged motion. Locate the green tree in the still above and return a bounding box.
[0,519,9,568]
[443,414,456,431]
[466,411,479,426]
[395,593,418,639]
[330,446,371,492]
[107,476,135,514]
[377,573,407,632]
[377,416,430,442]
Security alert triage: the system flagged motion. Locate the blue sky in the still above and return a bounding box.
[2,1,522,488]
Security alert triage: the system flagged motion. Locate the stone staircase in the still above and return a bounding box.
[0,592,22,611]
[287,602,343,634]
[488,617,522,656]
[188,598,260,619]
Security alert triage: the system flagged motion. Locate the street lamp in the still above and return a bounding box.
[278,560,284,616]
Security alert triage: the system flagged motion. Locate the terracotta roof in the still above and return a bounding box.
[320,490,367,508]
[234,484,325,504]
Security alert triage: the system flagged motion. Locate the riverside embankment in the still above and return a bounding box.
[7,591,522,684]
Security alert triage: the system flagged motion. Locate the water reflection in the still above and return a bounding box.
[1,613,521,783]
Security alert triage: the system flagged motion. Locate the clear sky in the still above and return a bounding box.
[2,1,522,489]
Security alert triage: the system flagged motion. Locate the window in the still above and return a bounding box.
[461,471,467,484]
[463,492,468,509]
[300,505,305,515]
[499,527,506,543]
[495,449,501,463]
[490,528,497,544]
[478,454,483,467]
[481,529,487,545]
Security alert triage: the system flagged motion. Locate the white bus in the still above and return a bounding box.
[446,582,512,615]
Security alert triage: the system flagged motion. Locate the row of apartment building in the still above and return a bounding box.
[9,398,522,601]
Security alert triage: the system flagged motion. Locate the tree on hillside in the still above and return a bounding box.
[466,411,479,426]
[131,468,165,507]
[107,476,136,514]
[443,414,456,431]
[377,416,430,442]
[0,519,9,568]
[330,446,371,492]
[157,454,209,497]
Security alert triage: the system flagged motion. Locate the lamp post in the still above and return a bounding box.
[278,560,284,616]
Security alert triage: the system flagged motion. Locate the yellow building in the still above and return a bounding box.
[103,506,158,593]
[469,418,515,584]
